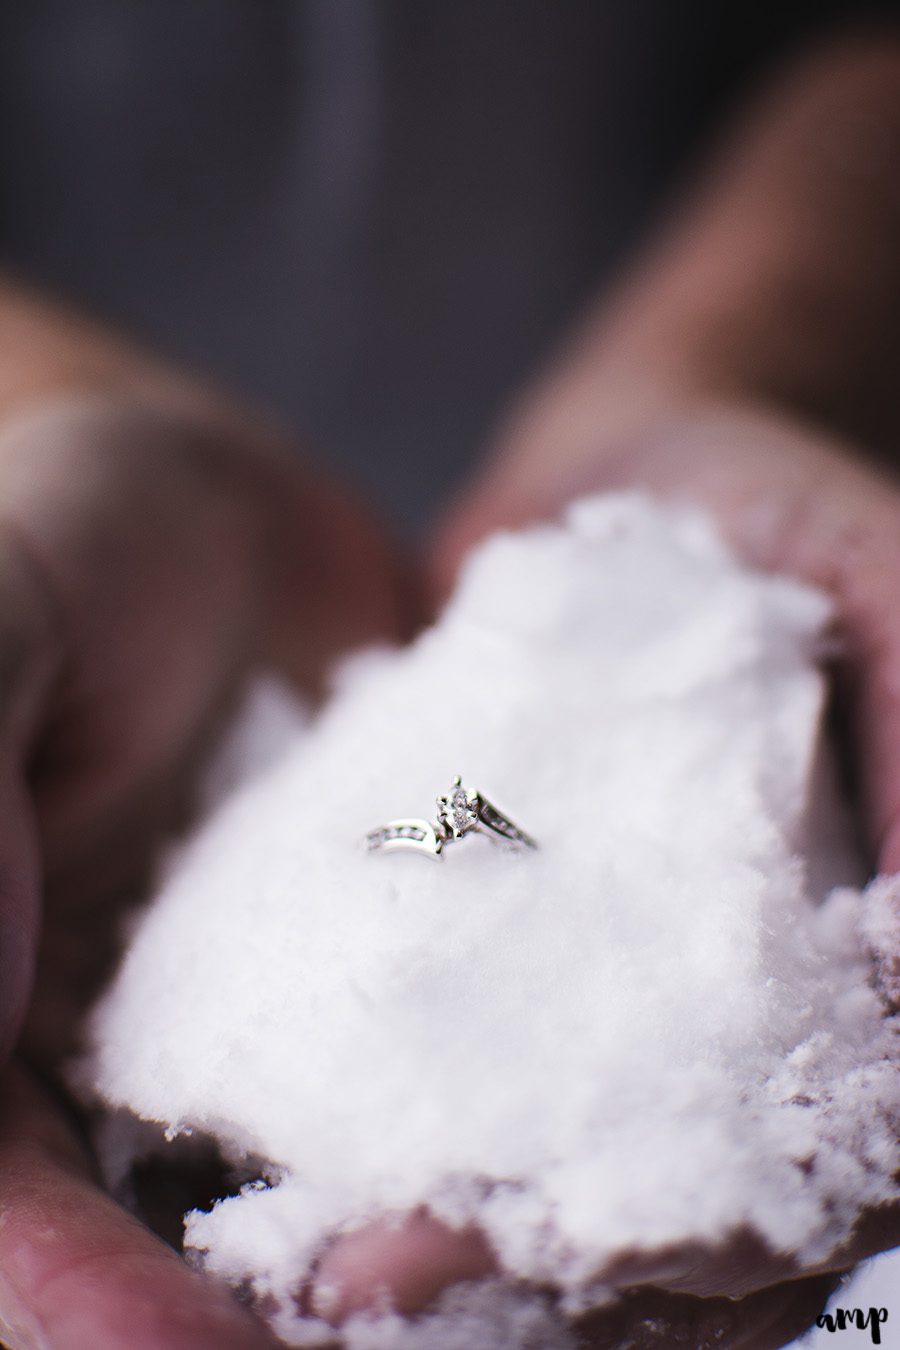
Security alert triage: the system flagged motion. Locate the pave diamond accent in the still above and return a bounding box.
[365,818,443,857]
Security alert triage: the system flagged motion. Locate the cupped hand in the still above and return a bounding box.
[304,405,900,1350]
[0,389,407,1347]
[310,31,900,1347]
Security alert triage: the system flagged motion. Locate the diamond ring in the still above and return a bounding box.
[366,776,537,860]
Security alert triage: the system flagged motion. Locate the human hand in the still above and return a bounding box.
[306,31,900,1348]
[300,427,900,1350]
[0,312,408,1346]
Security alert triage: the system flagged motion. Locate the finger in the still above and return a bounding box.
[587,31,900,450]
[305,1209,496,1323]
[0,1064,279,1350]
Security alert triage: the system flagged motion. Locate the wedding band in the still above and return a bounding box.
[366,776,537,860]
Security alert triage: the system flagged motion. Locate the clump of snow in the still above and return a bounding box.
[82,493,900,1347]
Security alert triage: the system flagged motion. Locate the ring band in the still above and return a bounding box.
[367,776,537,860]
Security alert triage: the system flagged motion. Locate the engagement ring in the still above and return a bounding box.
[366,776,537,860]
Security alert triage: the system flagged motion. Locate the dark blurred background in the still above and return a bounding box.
[0,1,893,534]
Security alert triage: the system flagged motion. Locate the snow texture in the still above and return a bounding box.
[82,493,900,1347]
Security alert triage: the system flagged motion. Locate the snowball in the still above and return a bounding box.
[81,493,900,1348]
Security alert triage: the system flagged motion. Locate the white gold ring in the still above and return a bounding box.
[366,776,537,860]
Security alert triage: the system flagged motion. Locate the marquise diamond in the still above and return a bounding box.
[439,777,479,839]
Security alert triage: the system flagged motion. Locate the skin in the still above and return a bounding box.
[1,24,899,1350]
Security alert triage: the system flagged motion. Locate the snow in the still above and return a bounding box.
[80,494,900,1346]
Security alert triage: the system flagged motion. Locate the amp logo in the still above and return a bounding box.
[815,1307,889,1345]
